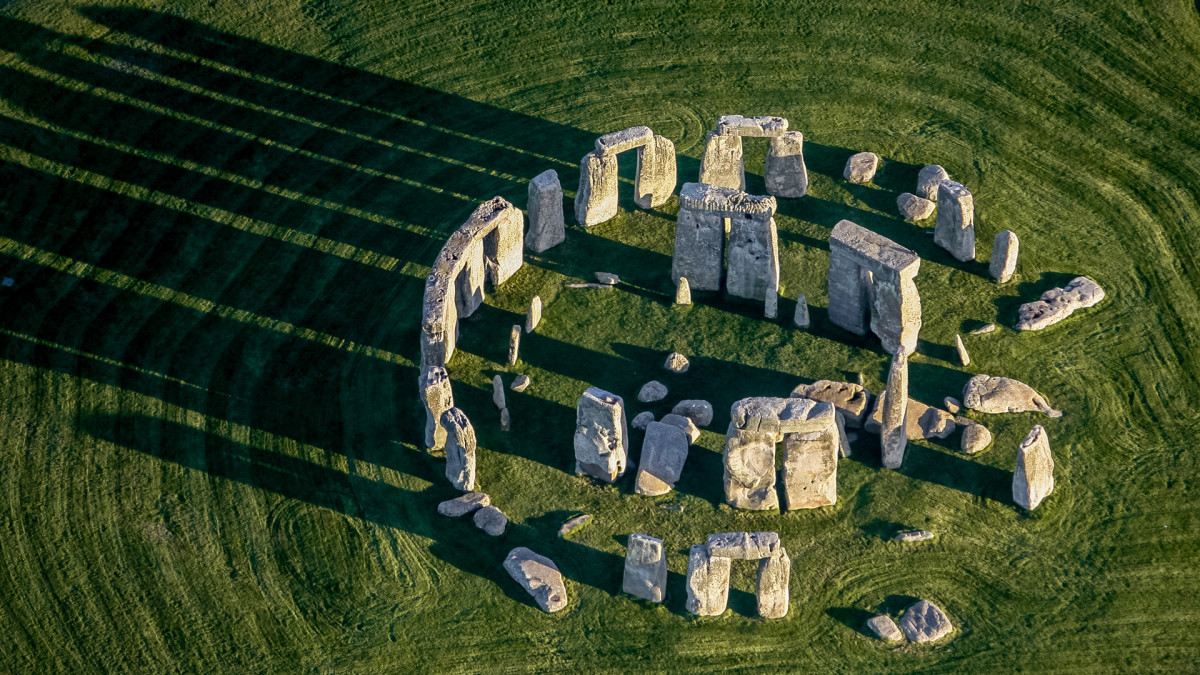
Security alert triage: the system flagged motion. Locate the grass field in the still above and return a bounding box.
[1,0,1199,671]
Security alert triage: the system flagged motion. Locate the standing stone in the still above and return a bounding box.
[527,169,565,252]
[726,214,779,303]
[867,615,905,641]
[781,424,839,509]
[756,548,791,619]
[954,333,970,366]
[507,325,521,365]
[917,165,950,201]
[1014,425,1054,510]
[764,131,808,198]
[990,230,1019,283]
[573,387,628,482]
[900,599,954,642]
[474,505,507,536]
[675,277,692,305]
[685,544,731,616]
[934,180,975,261]
[442,407,476,491]
[844,152,879,184]
[635,134,677,209]
[575,151,618,226]
[503,547,568,613]
[765,282,778,319]
[723,428,780,511]
[672,400,714,427]
[635,421,690,496]
[897,193,936,221]
[664,352,690,373]
[525,296,542,333]
[1016,276,1105,331]
[699,132,745,190]
[492,375,506,410]
[420,365,454,450]
[623,533,667,603]
[794,293,810,328]
[881,347,909,469]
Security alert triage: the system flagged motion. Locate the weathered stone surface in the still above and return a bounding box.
[664,351,690,373]
[794,292,810,328]
[672,200,726,291]
[672,183,777,292]
[900,600,953,642]
[723,428,780,511]
[789,380,872,428]
[507,325,521,365]
[686,544,731,616]
[500,407,510,432]
[675,277,692,305]
[699,132,745,190]
[631,411,655,430]
[835,412,852,458]
[673,399,714,427]
[944,396,961,413]
[934,180,975,261]
[527,170,565,253]
[867,614,904,641]
[881,347,909,469]
[1014,425,1054,510]
[990,230,1019,283]
[917,165,950,201]
[511,374,531,392]
[493,374,506,410]
[782,425,839,509]
[623,533,667,603]
[595,271,619,285]
[504,547,568,613]
[954,333,970,366]
[573,387,628,482]
[638,381,668,403]
[897,193,936,221]
[420,366,454,450]
[894,530,935,542]
[443,407,476,490]
[575,151,618,226]
[828,220,922,355]
[437,491,490,517]
[729,396,834,435]
[962,374,1062,417]
[635,421,691,496]
[660,413,701,443]
[595,126,654,157]
[476,197,526,287]
[726,214,779,303]
[844,152,879,184]
[961,423,993,454]
[1016,276,1105,331]
[765,272,779,319]
[867,393,957,440]
[706,531,781,559]
[757,547,791,619]
[525,295,542,333]
[971,323,996,335]
[716,114,788,137]
[557,514,591,538]
[635,134,677,209]
[765,131,808,198]
[473,505,507,536]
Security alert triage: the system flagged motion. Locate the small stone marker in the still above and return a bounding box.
[500,407,510,432]
[525,296,542,333]
[685,544,731,616]
[527,169,565,253]
[990,230,1019,283]
[595,271,619,285]
[963,374,1061,417]
[664,352,690,373]
[954,333,970,366]
[675,277,692,305]
[944,396,961,413]
[866,394,957,440]
[473,505,507,536]
[1014,425,1054,510]
[1016,276,1104,331]
[765,284,778,319]
[623,533,667,603]
[503,547,568,613]
[881,347,909,469]
[493,375,506,410]
[638,380,668,403]
[900,599,954,642]
[897,192,936,221]
[557,514,591,538]
[437,492,490,517]
[916,165,949,201]
[442,407,477,491]
[867,614,904,641]
[894,530,935,543]
[507,325,521,365]
[844,152,879,184]
[793,293,810,328]
[631,411,655,430]
[672,399,713,427]
[961,423,992,454]
[510,374,531,392]
[970,323,996,335]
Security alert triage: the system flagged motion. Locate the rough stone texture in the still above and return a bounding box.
[526,170,565,253]
[729,397,835,435]
[971,323,997,335]
[664,352,690,373]
[525,296,542,333]
[672,183,777,292]
[765,131,808,198]
[867,615,905,641]
[595,271,619,285]
[794,292,810,328]
[789,380,872,428]
[673,400,714,427]
[962,374,1062,417]
[726,214,779,304]
[573,387,628,482]
[420,366,454,450]
[990,230,1019,283]
[894,530,936,543]
[595,126,654,157]
[880,347,909,469]
[828,220,922,355]
[493,374,506,410]
[675,277,692,305]
[954,333,970,366]
[781,424,839,509]
[835,412,852,458]
[473,505,507,536]
[1015,276,1105,331]
[897,193,936,221]
[944,396,961,413]
[623,533,667,603]
[844,152,879,184]
[635,134,677,209]
[442,407,476,490]
[511,374,531,392]
[723,428,780,510]
[557,514,591,538]
[725,398,839,511]
[716,114,789,137]
[757,547,791,619]
[631,411,655,430]
[934,180,975,262]
[961,423,993,454]
[635,421,691,496]
[917,165,950,201]
[507,325,521,366]
[500,407,510,432]
[575,151,618,226]
[503,547,568,613]
[672,199,726,290]
[705,531,781,559]
[867,393,957,440]
[638,380,668,403]
[437,492,490,517]
[698,132,745,190]
[900,600,954,643]
[660,413,701,443]
[686,544,731,616]
[1014,425,1054,510]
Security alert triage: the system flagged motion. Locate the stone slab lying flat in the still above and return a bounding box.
[504,547,568,613]
[1016,276,1104,331]
[437,492,490,517]
[900,599,953,642]
[962,374,1062,417]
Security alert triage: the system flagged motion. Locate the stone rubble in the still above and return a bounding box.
[526,170,565,253]
[503,547,568,613]
[1014,425,1054,510]
[866,393,957,440]
[623,533,668,603]
[595,272,619,285]
[894,530,936,543]
[1015,276,1105,331]
[934,180,975,261]
[971,323,997,335]
[573,387,629,482]
[473,505,507,536]
[990,230,1019,283]
[659,413,701,443]
[844,152,879,184]
[962,374,1062,417]
[897,192,936,221]
[437,492,490,517]
[564,282,613,289]
[638,381,668,403]
[944,396,961,413]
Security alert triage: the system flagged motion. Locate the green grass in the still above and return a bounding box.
[0,0,1198,671]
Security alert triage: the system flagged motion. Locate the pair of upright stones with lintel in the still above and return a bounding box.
[910,166,1019,283]
[575,126,677,227]
[686,532,790,618]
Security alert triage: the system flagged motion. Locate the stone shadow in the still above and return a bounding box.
[826,607,878,638]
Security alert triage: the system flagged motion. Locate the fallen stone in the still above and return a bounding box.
[503,547,568,613]
[844,152,879,184]
[827,219,922,355]
[866,393,957,440]
[565,282,613,289]
[525,296,542,333]
[962,374,1062,417]
[507,325,521,365]
[961,423,992,454]
[867,614,904,641]
[789,380,872,428]
[990,230,1019,283]
[527,170,565,253]
[443,407,477,491]
[631,411,655,430]
[944,396,961,413]
[897,192,936,221]
[916,165,950,201]
[675,277,692,305]
[511,374,531,392]
[437,492,490,517]
[493,375,506,410]
[623,533,667,603]
[500,407,510,431]
[794,292,810,328]
[557,514,591,538]
[894,530,935,543]
[660,504,684,512]
[971,323,996,335]
[595,271,619,285]
[672,400,714,427]
[881,347,909,469]
[1014,425,1054,510]
[686,544,731,616]
[638,380,668,403]
[954,333,970,367]
[574,387,629,482]
[664,352,690,374]
[934,180,975,262]
[705,531,781,559]
[757,547,791,619]
[1015,276,1105,331]
[900,599,953,642]
[635,421,690,496]
[765,131,808,198]
[659,413,700,443]
[835,412,852,458]
[473,505,507,536]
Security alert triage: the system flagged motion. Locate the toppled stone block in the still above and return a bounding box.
[867,392,957,440]
[756,547,791,619]
[916,165,949,201]
[635,421,690,496]
[990,230,1019,283]
[631,411,655,430]
[698,132,745,190]
[574,387,629,482]
[595,126,654,157]
[504,547,568,613]
[844,152,879,184]
[527,170,565,253]
[575,151,618,226]
[894,530,935,543]
[880,347,909,469]
[638,380,668,403]
[420,366,454,450]
[675,277,692,305]
[511,374,531,392]
[659,413,700,443]
[474,505,507,536]
[794,292,810,328]
[971,323,996,335]
[623,533,667,603]
[900,599,953,642]
[765,131,808,198]
[672,399,714,427]
[934,180,975,261]
[525,296,542,333]
[595,271,619,285]
[664,351,690,373]
[716,114,788,137]
[1015,276,1105,331]
[437,492,490,517]
[789,380,872,428]
[1014,425,1054,510]
[442,407,476,491]
[897,192,935,221]
[686,544,731,616]
[961,423,992,454]
[557,514,591,538]
[705,531,781,559]
[867,614,904,641]
[962,374,1061,417]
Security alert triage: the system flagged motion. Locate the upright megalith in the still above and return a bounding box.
[916,165,949,201]
[527,170,565,252]
[1014,425,1054,510]
[701,115,801,198]
[990,230,1019,283]
[880,347,909,469]
[442,407,477,490]
[698,132,745,190]
[686,544,732,616]
[672,182,778,304]
[623,533,667,603]
[635,134,678,209]
[781,409,840,509]
[723,428,780,511]
[578,126,677,226]
[728,214,780,302]
[575,151,618,226]
[934,180,975,261]
[756,547,791,619]
[828,219,922,354]
[635,421,691,496]
[507,325,521,365]
[724,397,839,511]
[420,365,454,450]
[573,387,628,483]
[794,293,810,328]
[765,131,808,198]
[525,295,542,333]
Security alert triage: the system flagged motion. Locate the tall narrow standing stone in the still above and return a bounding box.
[442,407,476,490]
[527,169,565,252]
[794,293,810,328]
[934,180,975,261]
[756,547,791,619]
[419,365,454,450]
[881,346,909,469]
[764,131,808,198]
[955,333,970,366]
[525,296,542,333]
[576,151,618,226]
[623,533,667,603]
[698,132,745,190]
[635,135,677,209]
[507,325,521,365]
[573,387,628,482]
[990,230,1019,283]
[1014,425,1054,510]
[676,277,692,305]
[686,544,731,616]
[493,375,506,410]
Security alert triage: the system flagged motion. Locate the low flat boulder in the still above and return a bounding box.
[790,380,871,428]
[916,165,949,201]
[634,421,690,496]
[638,380,668,403]
[473,506,508,536]
[503,547,568,613]
[672,400,714,427]
[970,323,996,335]
[962,374,1062,417]
[437,492,490,517]
[894,530,935,543]
[557,514,591,538]
[1016,276,1105,331]
[897,193,935,221]
[844,152,879,184]
[595,271,620,285]
[631,411,655,430]
[867,614,904,641]
[510,374,531,392]
[961,423,993,454]
[900,599,953,642]
[866,393,956,440]
[659,413,701,443]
